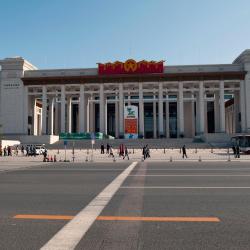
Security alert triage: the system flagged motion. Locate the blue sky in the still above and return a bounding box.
[0,0,249,69]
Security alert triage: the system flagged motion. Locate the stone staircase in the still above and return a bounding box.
[48,138,210,150]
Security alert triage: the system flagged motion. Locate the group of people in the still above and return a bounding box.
[100,143,129,159]
[0,145,22,156]
[100,143,114,157]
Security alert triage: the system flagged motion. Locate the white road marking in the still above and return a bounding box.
[121,186,250,189]
[129,174,250,177]
[40,161,138,250]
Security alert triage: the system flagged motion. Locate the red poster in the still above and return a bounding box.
[124,119,138,134]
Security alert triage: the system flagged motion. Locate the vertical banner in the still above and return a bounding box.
[124,105,138,139]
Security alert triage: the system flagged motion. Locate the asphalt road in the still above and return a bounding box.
[1,161,250,249]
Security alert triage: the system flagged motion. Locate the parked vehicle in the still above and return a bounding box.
[231,135,250,154]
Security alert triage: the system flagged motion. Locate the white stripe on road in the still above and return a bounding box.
[121,186,250,189]
[129,174,250,177]
[40,161,138,250]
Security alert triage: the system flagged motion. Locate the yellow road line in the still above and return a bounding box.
[13,214,220,222]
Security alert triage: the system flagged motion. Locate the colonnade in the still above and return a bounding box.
[26,80,244,138]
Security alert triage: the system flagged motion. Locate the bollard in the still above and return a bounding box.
[133,148,134,154]
[170,156,173,162]
[164,148,166,154]
[227,148,229,154]
[211,148,213,153]
[57,148,59,154]
[227,153,231,162]
[179,148,181,154]
[85,156,88,162]
[54,155,57,162]
[198,156,202,162]
[195,148,197,154]
[87,149,89,155]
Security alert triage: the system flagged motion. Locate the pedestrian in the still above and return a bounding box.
[182,145,187,158]
[236,145,240,158]
[142,146,146,160]
[109,146,114,158]
[119,144,124,157]
[4,147,7,156]
[146,145,150,158]
[106,143,110,154]
[123,146,129,160]
[43,149,48,162]
[101,144,105,154]
[21,145,24,156]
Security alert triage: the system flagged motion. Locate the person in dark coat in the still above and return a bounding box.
[106,144,110,154]
[123,146,129,160]
[236,145,240,158]
[100,144,105,154]
[182,145,187,158]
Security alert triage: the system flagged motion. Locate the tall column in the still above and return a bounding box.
[139,82,144,137]
[23,86,28,134]
[99,84,105,133]
[79,85,85,132]
[67,97,72,133]
[191,99,195,137]
[153,100,157,138]
[240,80,246,133]
[42,86,47,135]
[158,82,164,137]
[115,97,119,138]
[49,98,54,135]
[219,81,225,133]
[54,98,59,135]
[178,82,184,136]
[60,85,66,133]
[214,92,220,132]
[165,100,169,138]
[105,100,108,134]
[87,96,90,132]
[119,84,124,137]
[198,81,205,134]
[32,98,37,135]
[234,91,240,133]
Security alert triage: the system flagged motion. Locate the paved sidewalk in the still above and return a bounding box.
[42,148,250,162]
[0,148,249,169]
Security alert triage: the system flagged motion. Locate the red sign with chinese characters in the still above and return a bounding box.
[97,59,164,75]
[124,119,138,134]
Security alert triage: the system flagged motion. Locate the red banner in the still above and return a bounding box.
[97,59,164,75]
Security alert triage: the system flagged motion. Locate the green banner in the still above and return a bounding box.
[59,132,114,140]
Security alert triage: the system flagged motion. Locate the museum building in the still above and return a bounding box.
[0,49,250,142]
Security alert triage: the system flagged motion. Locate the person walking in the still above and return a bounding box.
[182,145,187,158]
[236,144,240,158]
[123,146,129,160]
[106,143,110,154]
[142,146,146,160]
[109,146,114,158]
[100,144,105,154]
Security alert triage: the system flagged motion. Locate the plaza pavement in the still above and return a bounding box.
[1,147,249,167]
